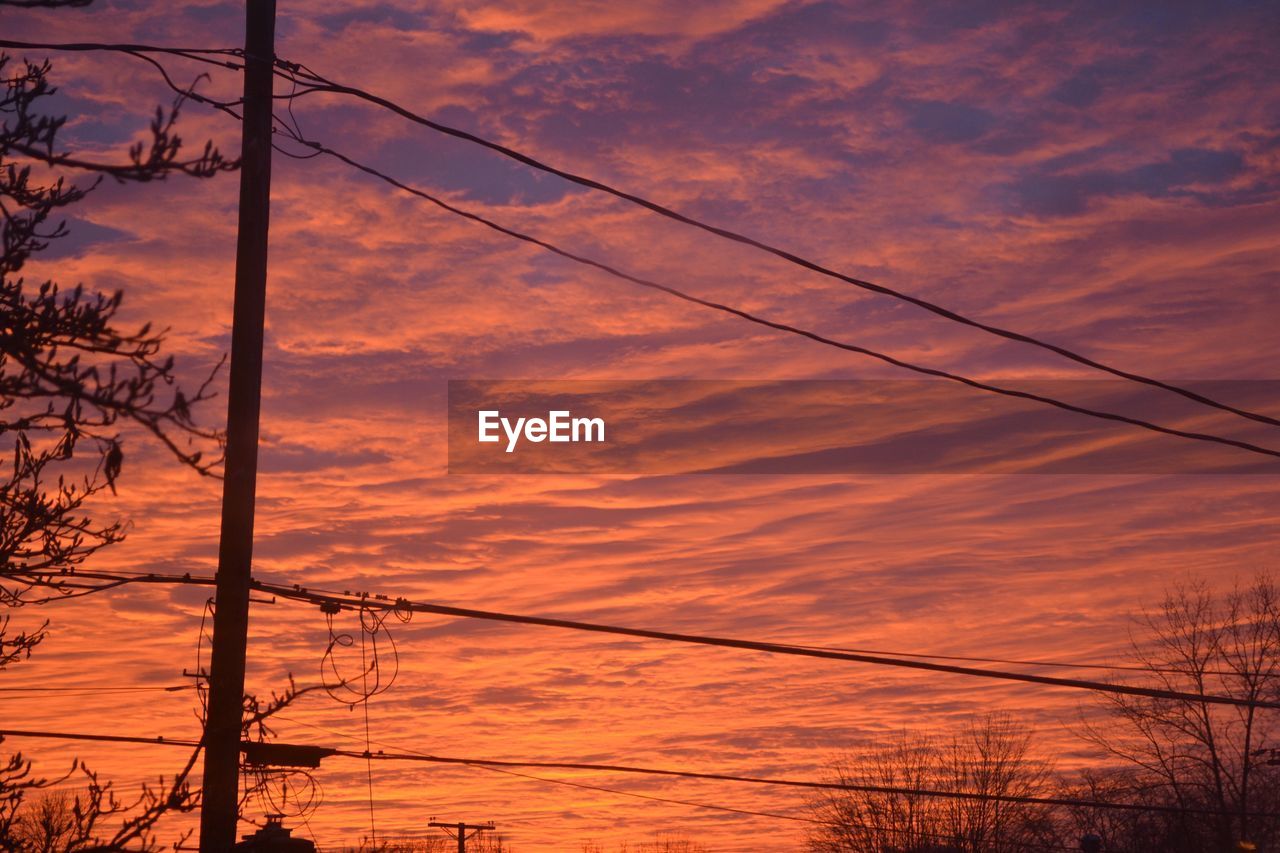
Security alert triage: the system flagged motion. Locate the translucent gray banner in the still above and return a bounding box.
[447,380,1280,474]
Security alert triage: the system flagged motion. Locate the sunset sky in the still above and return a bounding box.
[3,1,1280,850]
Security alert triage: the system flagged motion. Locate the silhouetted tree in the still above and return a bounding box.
[1,3,232,848]
[1058,765,1199,853]
[0,750,200,853]
[0,752,43,844]
[12,790,81,853]
[1076,575,1280,852]
[1,47,227,610]
[807,714,1058,852]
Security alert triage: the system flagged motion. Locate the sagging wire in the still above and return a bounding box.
[191,596,215,721]
[318,599,412,847]
[319,603,403,706]
[243,763,323,823]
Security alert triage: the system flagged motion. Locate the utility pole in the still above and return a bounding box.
[197,1,277,850]
[429,820,497,853]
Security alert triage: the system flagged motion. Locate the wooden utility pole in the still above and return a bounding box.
[198,1,276,850]
[429,820,497,853]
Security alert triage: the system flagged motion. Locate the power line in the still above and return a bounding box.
[0,684,190,692]
[273,61,1280,432]
[272,714,1076,850]
[9,569,1228,677]
[292,711,825,826]
[1,727,1266,818]
[274,713,826,826]
[273,132,1280,462]
[0,39,242,67]
[11,39,1280,461]
[0,713,1071,852]
[13,37,1280,432]
[10,567,1276,708]
[774,643,1238,677]
[0,728,201,749]
[4,38,1278,455]
[327,748,1280,818]
[0,685,192,698]
[249,577,1280,709]
[479,762,824,825]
